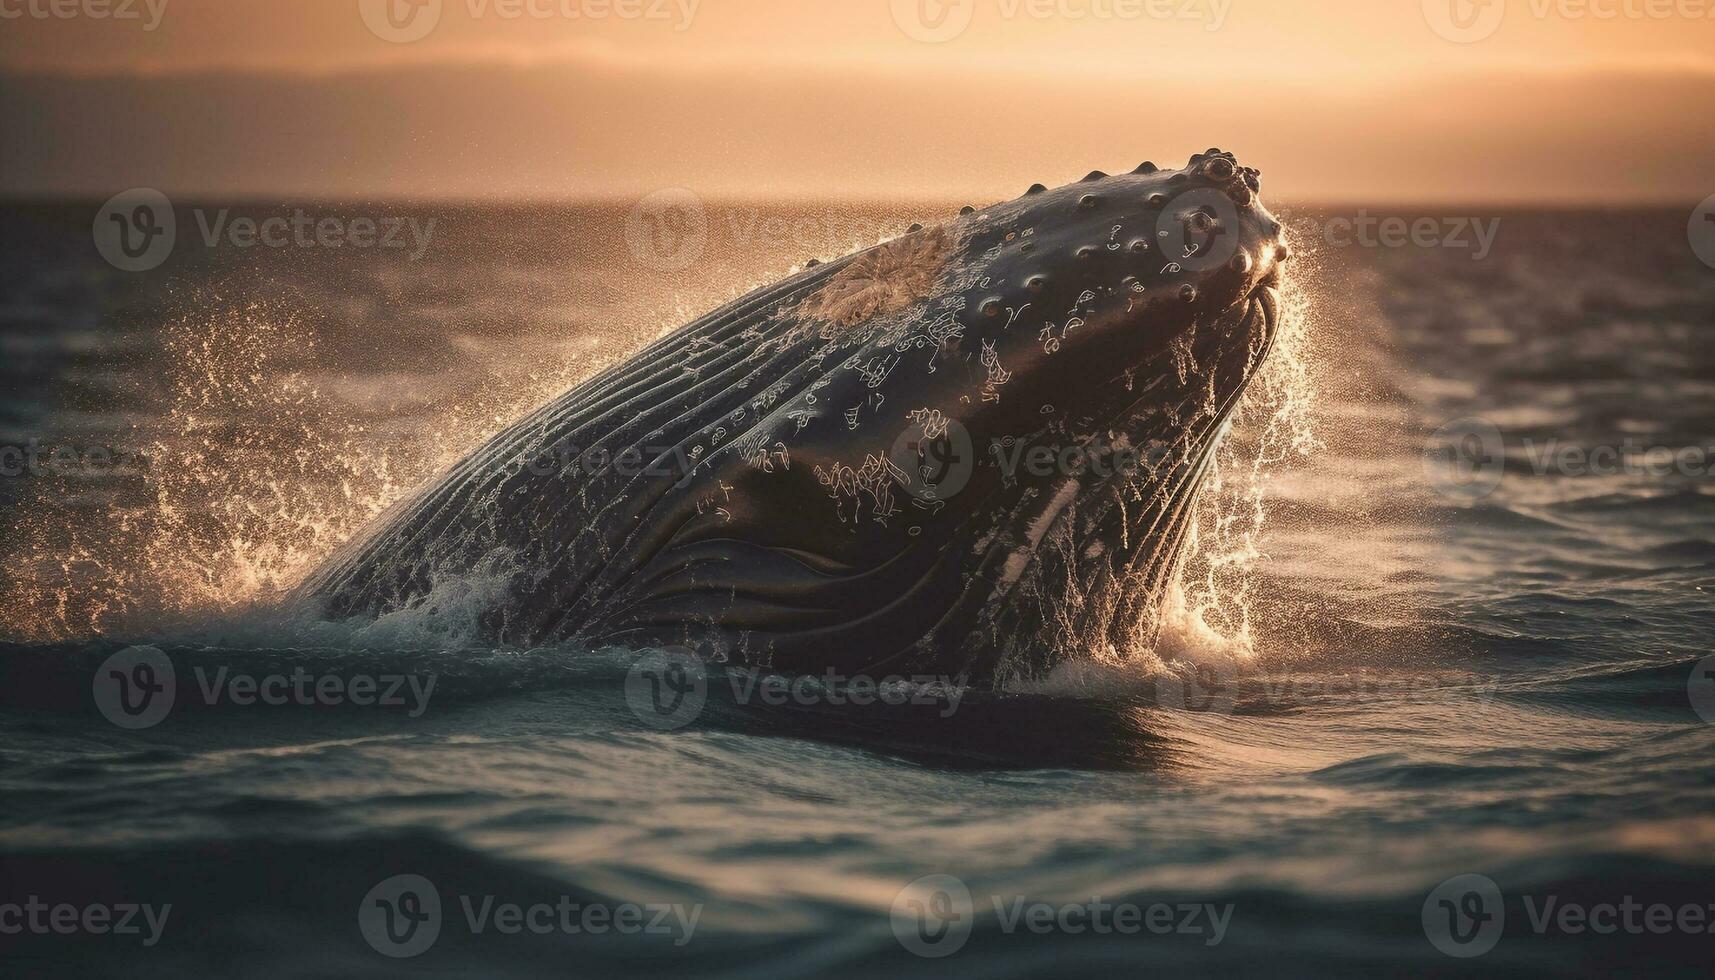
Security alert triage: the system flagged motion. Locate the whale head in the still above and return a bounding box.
[952,149,1285,436]
[895,149,1290,677]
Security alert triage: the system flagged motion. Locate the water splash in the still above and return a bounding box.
[1007,275,1320,697]
[1,299,605,642]
[1168,275,1321,663]
[3,210,1318,665]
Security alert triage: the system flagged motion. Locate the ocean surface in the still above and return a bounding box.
[1,200,1712,978]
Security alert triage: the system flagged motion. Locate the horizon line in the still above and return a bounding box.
[0,191,1705,211]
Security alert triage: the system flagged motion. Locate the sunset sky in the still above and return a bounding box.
[2,0,1712,202]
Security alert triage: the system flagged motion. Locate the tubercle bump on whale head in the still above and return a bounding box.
[936,150,1288,416]
[967,150,1284,311]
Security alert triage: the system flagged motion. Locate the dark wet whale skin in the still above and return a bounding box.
[302,150,1289,685]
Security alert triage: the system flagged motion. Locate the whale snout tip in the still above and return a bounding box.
[1200,148,1290,265]
[1168,147,1287,275]
[1186,147,1266,209]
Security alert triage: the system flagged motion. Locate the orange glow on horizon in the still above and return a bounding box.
[2,0,1712,202]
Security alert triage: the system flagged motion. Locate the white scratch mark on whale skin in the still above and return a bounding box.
[999,478,1083,588]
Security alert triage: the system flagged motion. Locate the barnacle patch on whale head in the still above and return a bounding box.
[799,225,955,328]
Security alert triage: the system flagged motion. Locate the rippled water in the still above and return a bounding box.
[1,202,1712,977]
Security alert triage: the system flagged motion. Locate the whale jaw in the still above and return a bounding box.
[948,279,1280,683]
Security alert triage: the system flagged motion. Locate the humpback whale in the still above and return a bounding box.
[302,150,1289,686]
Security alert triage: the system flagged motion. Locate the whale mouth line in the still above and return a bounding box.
[1076,279,1281,539]
[1251,282,1280,337]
